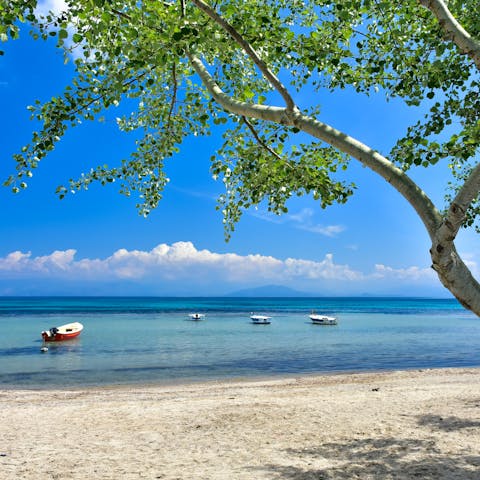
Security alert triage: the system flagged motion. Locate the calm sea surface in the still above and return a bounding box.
[0,297,478,389]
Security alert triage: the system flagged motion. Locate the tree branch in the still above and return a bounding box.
[429,163,480,313]
[190,0,297,111]
[419,0,480,70]
[453,163,480,214]
[188,52,442,236]
[167,62,178,129]
[188,52,286,120]
[439,162,480,239]
[241,116,289,164]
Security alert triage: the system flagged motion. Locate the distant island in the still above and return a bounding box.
[227,285,314,297]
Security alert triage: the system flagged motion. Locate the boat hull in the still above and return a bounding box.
[309,315,337,325]
[41,322,84,342]
[42,331,82,342]
[250,315,272,325]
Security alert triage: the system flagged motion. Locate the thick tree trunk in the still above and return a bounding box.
[430,238,480,312]
[430,168,480,314]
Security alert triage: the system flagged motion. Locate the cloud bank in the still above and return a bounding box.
[0,241,448,296]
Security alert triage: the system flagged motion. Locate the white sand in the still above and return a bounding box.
[1,368,480,479]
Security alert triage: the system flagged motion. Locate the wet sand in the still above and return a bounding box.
[1,368,480,479]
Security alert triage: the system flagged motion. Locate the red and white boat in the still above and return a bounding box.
[41,322,84,342]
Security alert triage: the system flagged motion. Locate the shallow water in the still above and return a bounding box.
[0,297,478,388]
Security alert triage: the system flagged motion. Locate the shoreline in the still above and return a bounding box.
[2,367,480,479]
[3,364,480,392]
[4,365,480,391]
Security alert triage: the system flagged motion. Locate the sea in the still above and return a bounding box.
[0,296,478,389]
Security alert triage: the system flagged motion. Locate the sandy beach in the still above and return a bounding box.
[1,368,479,479]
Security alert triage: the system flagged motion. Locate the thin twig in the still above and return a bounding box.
[167,62,178,129]
[241,116,293,169]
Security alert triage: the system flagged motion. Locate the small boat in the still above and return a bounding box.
[41,322,84,342]
[309,314,337,325]
[188,313,205,321]
[250,314,272,325]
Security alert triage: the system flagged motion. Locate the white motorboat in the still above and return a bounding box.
[309,314,337,325]
[188,313,205,321]
[41,322,84,342]
[250,314,272,325]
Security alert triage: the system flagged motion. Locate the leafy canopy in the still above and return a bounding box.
[1,0,479,235]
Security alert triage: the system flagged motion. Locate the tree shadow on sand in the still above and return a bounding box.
[251,434,480,479]
[417,413,480,432]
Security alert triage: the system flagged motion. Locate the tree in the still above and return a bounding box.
[1,0,479,313]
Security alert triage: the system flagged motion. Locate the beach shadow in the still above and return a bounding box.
[417,413,480,431]
[253,437,480,479]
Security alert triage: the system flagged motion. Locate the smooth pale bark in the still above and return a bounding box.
[430,164,480,312]
[419,0,480,69]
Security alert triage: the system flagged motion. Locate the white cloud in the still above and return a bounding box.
[373,264,436,281]
[298,224,346,237]
[459,252,479,277]
[96,242,285,282]
[287,209,314,224]
[251,207,345,238]
[0,241,447,296]
[0,249,76,273]
[36,1,86,60]
[36,0,68,17]
[0,251,32,271]
[284,254,363,281]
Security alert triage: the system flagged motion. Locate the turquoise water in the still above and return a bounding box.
[0,297,478,389]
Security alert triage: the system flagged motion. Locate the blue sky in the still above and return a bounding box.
[0,3,478,297]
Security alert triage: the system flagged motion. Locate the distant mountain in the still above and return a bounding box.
[227,285,313,297]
